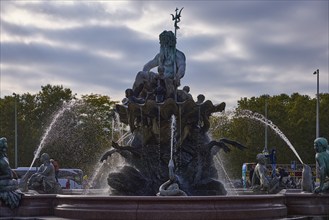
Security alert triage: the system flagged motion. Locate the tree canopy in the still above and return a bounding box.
[210,93,329,178]
[1,86,327,179]
[0,85,118,175]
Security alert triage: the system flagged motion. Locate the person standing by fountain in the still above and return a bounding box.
[266,149,277,178]
[0,137,23,208]
[65,179,71,189]
[50,158,59,182]
[249,164,255,187]
[314,137,329,193]
[82,175,90,189]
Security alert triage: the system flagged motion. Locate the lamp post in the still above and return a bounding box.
[313,69,319,138]
[13,93,18,168]
[313,69,320,183]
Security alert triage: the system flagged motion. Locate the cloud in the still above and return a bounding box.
[1,1,328,109]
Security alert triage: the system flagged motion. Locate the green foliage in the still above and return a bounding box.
[39,94,117,176]
[0,95,16,161]
[1,86,328,180]
[0,85,117,176]
[210,93,329,179]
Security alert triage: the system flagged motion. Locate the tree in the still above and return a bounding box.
[209,93,329,178]
[0,95,17,165]
[15,93,39,166]
[41,94,118,176]
[319,93,329,139]
[0,85,120,176]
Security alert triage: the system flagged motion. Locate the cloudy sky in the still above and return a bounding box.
[1,1,328,109]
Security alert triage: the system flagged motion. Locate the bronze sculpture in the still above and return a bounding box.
[0,137,22,208]
[314,137,329,193]
[27,153,62,194]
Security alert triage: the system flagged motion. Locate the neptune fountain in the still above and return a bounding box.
[1,8,329,219]
[100,29,245,196]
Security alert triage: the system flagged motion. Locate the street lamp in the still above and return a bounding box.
[313,69,319,138]
[13,93,18,168]
[313,69,320,183]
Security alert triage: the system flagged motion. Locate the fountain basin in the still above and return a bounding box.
[2,190,328,219]
[284,189,329,217]
[0,194,56,217]
[54,194,286,220]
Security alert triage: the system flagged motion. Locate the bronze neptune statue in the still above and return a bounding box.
[100,9,246,196]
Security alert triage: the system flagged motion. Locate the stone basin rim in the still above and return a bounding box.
[54,194,285,200]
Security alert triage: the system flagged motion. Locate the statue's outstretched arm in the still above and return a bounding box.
[100,141,142,162]
[100,149,117,162]
[206,140,230,153]
[219,138,246,151]
[143,54,159,72]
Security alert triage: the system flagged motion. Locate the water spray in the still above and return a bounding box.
[216,109,304,164]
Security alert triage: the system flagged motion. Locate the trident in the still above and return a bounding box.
[171,7,184,38]
[171,7,183,102]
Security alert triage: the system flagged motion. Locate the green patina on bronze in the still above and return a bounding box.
[314,137,329,193]
[0,137,23,209]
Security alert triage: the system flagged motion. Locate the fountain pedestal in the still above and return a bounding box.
[2,190,329,219]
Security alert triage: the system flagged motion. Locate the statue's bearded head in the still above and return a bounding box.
[159,31,176,48]
[158,31,176,75]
